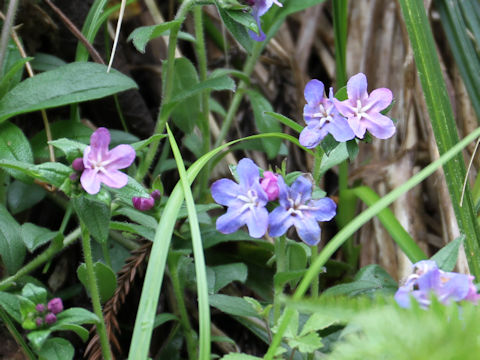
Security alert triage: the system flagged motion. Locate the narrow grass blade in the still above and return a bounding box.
[167,125,211,360]
[399,0,480,277]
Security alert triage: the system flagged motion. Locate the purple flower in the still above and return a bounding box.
[260,171,280,201]
[80,128,136,195]
[395,260,480,308]
[268,175,336,245]
[47,298,63,314]
[45,312,57,325]
[151,189,161,200]
[247,0,283,41]
[334,73,395,139]
[132,196,155,211]
[72,157,85,172]
[299,80,355,148]
[35,303,46,313]
[211,158,269,238]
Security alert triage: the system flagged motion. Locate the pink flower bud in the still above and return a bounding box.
[35,303,46,313]
[151,190,161,200]
[45,313,57,325]
[132,196,155,211]
[47,298,63,314]
[260,171,279,201]
[36,317,43,327]
[72,157,85,172]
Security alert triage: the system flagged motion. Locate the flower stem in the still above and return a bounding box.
[168,255,197,360]
[136,0,196,181]
[309,245,319,297]
[80,223,112,360]
[273,235,287,323]
[194,5,211,200]
[0,227,81,291]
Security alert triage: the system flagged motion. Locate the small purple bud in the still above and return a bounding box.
[69,173,79,181]
[35,317,43,327]
[47,298,63,314]
[151,189,161,200]
[35,303,46,313]
[132,196,155,211]
[260,171,280,201]
[72,157,85,172]
[45,313,57,325]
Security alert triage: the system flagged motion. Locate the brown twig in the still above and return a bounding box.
[43,0,105,64]
[84,241,151,360]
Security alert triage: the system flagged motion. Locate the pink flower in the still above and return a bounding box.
[260,171,280,201]
[45,313,57,325]
[132,196,155,211]
[80,128,136,195]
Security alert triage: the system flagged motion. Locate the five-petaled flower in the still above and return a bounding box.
[268,175,336,245]
[80,127,136,195]
[211,158,269,238]
[395,260,480,309]
[300,79,355,148]
[247,0,283,41]
[333,72,395,139]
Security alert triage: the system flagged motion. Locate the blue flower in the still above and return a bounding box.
[395,260,480,308]
[211,158,269,238]
[247,0,283,41]
[268,175,336,245]
[300,79,355,148]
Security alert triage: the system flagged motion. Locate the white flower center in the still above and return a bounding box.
[237,189,259,210]
[354,99,368,119]
[307,104,333,128]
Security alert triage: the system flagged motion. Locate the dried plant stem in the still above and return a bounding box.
[107,0,126,72]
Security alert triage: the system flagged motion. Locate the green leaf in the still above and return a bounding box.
[113,206,157,229]
[34,162,72,188]
[0,291,21,322]
[319,141,349,175]
[109,176,150,203]
[7,180,46,215]
[127,20,182,53]
[431,235,465,272]
[153,313,179,329]
[0,122,34,182]
[77,262,117,303]
[37,337,74,360]
[49,323,89,342]
[109,221,155,241]
[212,263,248,293]
[246,90,282,159]
[0,57,32,98]
[55,307,99,325]
[265,111,303,133]
[299,312,339,336]
[31,120,92,160]
[48,138,86,160]
[165,57,200,134]
[288,332,323,353]
[22,283,47,304]
[215,1,253,53]
[169,74,236,104]
[27,329,51,350]
[209,294,259,318]
[224,8,259,34]
[0,203,25,274]
[31,53,67,72]
[21,223,58,252]
[131,134,167,152]
[72,197,111,244]
[0,62,138,123]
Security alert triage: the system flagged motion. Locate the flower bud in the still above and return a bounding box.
[132,196,155,211]
[260,171,279,201]
[47,298,63,314]
[35,317,43,327]
[151,189,161,200]
[72,158,85,172]
[35,303,46,313]
[45,313,57,325]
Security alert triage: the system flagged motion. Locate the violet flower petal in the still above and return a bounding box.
[363,113,396,139]
[211,178,242,206]
[268,206,294,237]
[304,79,324,106]
[324,117,356,142]
[97,169,129,189]
[80,169,102,195]
[346,72,368,102]
[365,88,393,113]
[89,127,110,157]
[309,197,337,221]
[237,158,260,188]
[293,215,321,246]
[245,206,269,238]
[105,144,137,169]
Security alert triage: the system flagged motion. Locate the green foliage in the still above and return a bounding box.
[0,203,25,274]
[431,235,464,271]
[72,197,111,244]
[0,62,138,123]
[77,261,117,303]
[128,20,182,53]
[0,122,34,182]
